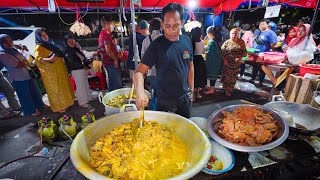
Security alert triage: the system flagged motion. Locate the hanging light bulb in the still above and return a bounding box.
[188,0,197,9]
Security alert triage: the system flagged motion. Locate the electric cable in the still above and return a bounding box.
[0,124,44,169]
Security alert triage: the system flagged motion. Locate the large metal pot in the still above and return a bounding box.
[263,102,320,135]
[70,111,211,180]
[99,88,150,116]
[207,105,289,152]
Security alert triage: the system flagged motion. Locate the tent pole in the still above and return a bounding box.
[130,0,140,63]
[308,0,320,36]
[118,0,124,49]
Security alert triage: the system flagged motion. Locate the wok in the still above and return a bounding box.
[263,102,320,135]
[206,105,289,152]
[70,111,211,180]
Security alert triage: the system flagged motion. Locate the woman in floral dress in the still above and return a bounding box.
[221,28,247,96]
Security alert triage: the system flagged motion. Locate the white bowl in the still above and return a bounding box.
[202,141,235,175]
[189,117,207,131]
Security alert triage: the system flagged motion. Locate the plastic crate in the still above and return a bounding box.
[300,64,320,76]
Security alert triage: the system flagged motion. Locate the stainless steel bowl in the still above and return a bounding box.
[206,105,289,152]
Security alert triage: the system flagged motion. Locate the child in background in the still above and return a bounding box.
[275,30,286,51]
[112,32,121,52]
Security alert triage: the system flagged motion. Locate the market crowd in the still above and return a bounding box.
[0,2,319,119]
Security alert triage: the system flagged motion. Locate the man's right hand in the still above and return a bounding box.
[135,92,149,110]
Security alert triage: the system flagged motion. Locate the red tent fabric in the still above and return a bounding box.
[213,0,318,15]
[0,0,220,8]
[0,0,317,14]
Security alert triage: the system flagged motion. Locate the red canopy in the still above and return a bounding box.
[0,0,317,15]
[214,0,318,15]
[0,0,219,8]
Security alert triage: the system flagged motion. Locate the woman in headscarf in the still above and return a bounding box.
[221,28,247,96]
[286,24,317,65]
[191,27,206,100]
[282,26,298,51]
[34,29,75,113]
[204,26,222,95]
[64,35,94,112]
[0,34,44,116]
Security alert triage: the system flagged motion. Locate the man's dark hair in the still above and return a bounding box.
[191,27,201,42]
[149,17,161,32]
[242,24,251,31]
[260,19,270,24]
[206,26,216,37]
[161,2,184,21]
[100,17,113,27]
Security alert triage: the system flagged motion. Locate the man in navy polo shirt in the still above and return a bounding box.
[134,2,194,118]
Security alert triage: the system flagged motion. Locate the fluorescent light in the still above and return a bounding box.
[188,0,197,9]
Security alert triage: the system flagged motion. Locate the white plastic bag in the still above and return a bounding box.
[235,82,258,93]
[287,38,317,65]
[303,73,320,79]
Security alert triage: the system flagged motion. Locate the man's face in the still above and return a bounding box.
[259,21,268,31]
[297,26,307,38]
[162,11,182,42]
[139,28,149,35]
[105,22,114,32]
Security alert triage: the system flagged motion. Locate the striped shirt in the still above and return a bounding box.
[98,30,117,66]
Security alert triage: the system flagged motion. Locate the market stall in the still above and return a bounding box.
[1,1,320,180]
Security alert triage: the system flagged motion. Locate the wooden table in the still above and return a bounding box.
[244,60,296,100]
[261,63,295,100]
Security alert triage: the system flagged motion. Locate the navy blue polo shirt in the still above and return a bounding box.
[142,35,193,104]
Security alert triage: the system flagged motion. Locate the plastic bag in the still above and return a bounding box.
[303,73,320,79]
[235,82,258,93]
[287,38,317,65]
